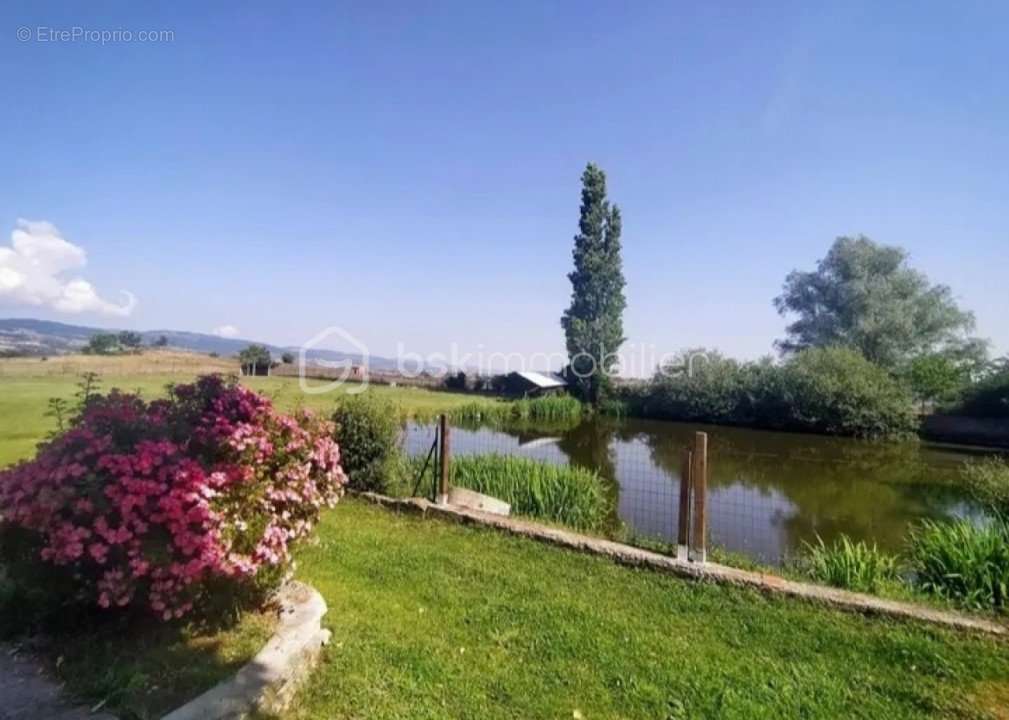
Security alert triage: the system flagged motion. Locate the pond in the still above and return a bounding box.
[406,417,999,565]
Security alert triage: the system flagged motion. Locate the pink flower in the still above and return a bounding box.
[0,374,346,620]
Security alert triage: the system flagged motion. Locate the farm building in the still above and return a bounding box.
[500,371,568,398]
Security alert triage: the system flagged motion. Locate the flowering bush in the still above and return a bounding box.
[0,375,346,620]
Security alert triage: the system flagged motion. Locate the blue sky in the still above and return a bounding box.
[2,1,1006,371]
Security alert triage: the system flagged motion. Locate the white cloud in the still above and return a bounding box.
[213,324,241,338]
[0,219,136,317]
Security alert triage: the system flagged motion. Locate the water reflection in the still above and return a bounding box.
[404,417,992,564]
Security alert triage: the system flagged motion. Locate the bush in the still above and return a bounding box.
[0,375,346,622]
[782,347,919,438]
[962,456,1009,516]
[331,394,401,493]
[639,352,747,424]
[908,519,1009,611]
[435,454,612,531]
[800,535,898,594]
[635,347,918,439]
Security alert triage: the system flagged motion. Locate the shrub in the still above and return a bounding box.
[800,535,898,594]
[331,394,401,493]
[434,454,612,531]
[636,347,918,439]
[962,457,1009,516]
[782,347,919,438]
[642,351,747,424]
[908,519,1009,611]
[0,375,346,622]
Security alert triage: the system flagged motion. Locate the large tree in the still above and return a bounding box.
[774,236,982,370]
[561,163,626,405]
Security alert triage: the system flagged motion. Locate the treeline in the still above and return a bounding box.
[82,331,166,355]
[955,360,1009,418]
[618,345,1009,440]
[620,347,920,440]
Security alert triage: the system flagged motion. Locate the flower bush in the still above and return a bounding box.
[0,375,346,620]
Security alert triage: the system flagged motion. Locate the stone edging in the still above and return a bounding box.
[162,581,330,720]
[357,492,1008,637]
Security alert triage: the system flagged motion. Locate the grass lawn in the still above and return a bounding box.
[288,499,1009,720]
[35,610,276,720]
[0,354,495,467]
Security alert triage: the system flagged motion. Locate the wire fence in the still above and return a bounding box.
[402,416,988,567]
[402,419,794,564]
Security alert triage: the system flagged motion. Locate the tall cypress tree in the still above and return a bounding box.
[561,163,626,405]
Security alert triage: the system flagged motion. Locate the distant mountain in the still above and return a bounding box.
[0,318,400,370]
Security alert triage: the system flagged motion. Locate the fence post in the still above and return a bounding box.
[677,448,692,562]
[689,431,708,563]
[437,413,451,505]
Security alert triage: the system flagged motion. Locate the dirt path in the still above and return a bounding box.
[0,644,116,720]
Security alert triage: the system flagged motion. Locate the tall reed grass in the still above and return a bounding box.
[908,519,1009,611]
[421,454,611,531]
[961,456,1009,516]
[800,535,898,594]
[450,395,584,425]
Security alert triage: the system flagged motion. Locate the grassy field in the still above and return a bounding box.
[287,499,1009,720]
[0,352,496,467]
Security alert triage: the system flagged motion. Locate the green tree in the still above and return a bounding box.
[153,334,169,347]
[774,236,981,370]
[83,333,121,355]
[117,331,143,350]
[238,344,272,375]
[281,351,295,364]
[957,360,1009,418]
[906,353,965,410]
[561,163,626,405]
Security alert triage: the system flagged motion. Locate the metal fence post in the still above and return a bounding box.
[437,414,451,505]
[689,431,708,563]
[677,448,692,561]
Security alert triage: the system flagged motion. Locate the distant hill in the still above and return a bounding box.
[0,318,400,370]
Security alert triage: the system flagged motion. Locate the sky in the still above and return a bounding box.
[2,1,1006,373]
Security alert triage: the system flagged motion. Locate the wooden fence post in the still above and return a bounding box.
[677,448,692,561]
[689,432,708,563]
[437,414,451,505]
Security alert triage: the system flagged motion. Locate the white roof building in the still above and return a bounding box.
[513,371,567,390]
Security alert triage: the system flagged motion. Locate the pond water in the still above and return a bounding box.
[406,417,1000,565]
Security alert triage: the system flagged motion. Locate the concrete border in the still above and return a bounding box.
[162,581,330,720]
[357,492,1007,637]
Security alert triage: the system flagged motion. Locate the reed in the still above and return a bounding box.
[962,456,1009,516]
[417,453,611,531]
[800,534,898,594]
[449,395,584,425]
[908,518,1009,611]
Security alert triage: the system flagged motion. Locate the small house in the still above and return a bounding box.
[500,371,568,398]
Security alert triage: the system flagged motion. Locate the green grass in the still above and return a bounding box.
[425,453,613,531]
[909,519,1009,611]
[49,611,275,720]
[800,535,899,594]
[286,500,1009,720]
[449,394,584,425]
[0,371,495,468]
[962,456,1009,515]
